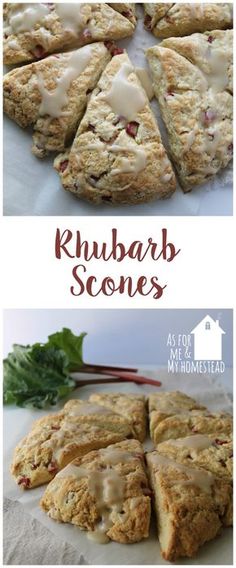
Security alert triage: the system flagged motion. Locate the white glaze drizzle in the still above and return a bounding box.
[55,4,87,34]
[167,434,213,451]
[110,143,147,176]
[5,4,50,34]
[101,63,147,121]
[149,453,214,493]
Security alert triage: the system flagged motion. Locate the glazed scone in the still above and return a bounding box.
[152,411,233,444]
[41,439,151,544]
[148,391,207,442]
[156,433,233,480]
[109,4,136,26]
[146,450,233,560]
[146,30,233,191]
[3,3,135,65]
[11,399,133,489]
[143,3,233,38]
[89,393,147,441]
[54,51,176,205]
[3,43,111,158]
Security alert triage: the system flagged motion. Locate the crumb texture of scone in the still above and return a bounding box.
[41,439,151,544]
[148,391,207,443]
[146,29,233,191]
[3,43,111,158]
[143,3,233,38]
[10,399,133,489]
[54,51,176,205]
[3,3,135,65]
[89,392,147,441]
[146,449,233,560]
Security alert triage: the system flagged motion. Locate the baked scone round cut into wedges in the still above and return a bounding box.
[3,43,111,158]
[147,29,233,191]
[11,399,133,489]
[146,449,233,561]
[143,3,233,38]
[89,392,147,442]
[54,51,176,204]
[148,391,207,443]
[41,439,151,544]
[3,3,135,66]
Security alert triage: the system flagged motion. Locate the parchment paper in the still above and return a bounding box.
[3,5,233,216]
[3,370,233,565]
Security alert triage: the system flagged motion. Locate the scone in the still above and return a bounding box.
[151,411,233,445]
[146,449,233,560]
[89,392,147,441]
[148,391,207,443]
[54,51,176,205]
[156,433,233,480]
[146,30,233,191]
[3,3,135,65]
[11,399,133,489]
[3,43,111,158]
[41,439,151,544]
[110,4,136,26]
[143,3,233,38]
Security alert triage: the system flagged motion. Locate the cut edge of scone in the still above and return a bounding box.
[40,438,151,544]
[89,392,147,441]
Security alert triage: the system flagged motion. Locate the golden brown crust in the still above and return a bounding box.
[89,392,147,441]
[146,30,233,191]
[110,3,136,26]
[3,43,111,158]
[152,412,233,445]
[41,439,151,544]
[144,3,233,38]
[54,51,176,205]
[146,449,233,560]
[3,3,135,65]
[11,399,133,489]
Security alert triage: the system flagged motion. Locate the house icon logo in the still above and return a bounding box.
[191,315,225,361]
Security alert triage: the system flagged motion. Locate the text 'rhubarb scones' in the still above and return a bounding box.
[54,51,176,205]
[11,399,133,489]
[41,439,151,544]
[89,392,147,441]
[147,29,233,191]
[3,3,135,65]
[146,449,233,560]
[143,3,233,38]
[3,43,111,158]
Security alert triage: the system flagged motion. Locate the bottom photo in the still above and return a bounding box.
[3,309,233,566]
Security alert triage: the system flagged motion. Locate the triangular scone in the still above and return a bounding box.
[89,393,147,441]
[147,30,233,191]
[148,391,207,443]
[151,410,233,445]
[109,4,136,25]
[3,3,135,65]
[10,399,133,489]
[41,439,151,544]
[146,450,232,560]
[156,433,233,481]
[3,43,111,158]
[54,51,176,205]
[143,3,233,38]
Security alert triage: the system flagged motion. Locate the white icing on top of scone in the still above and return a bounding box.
[101,62,147,121]
[149,452,214,493]
[4,3,50,35]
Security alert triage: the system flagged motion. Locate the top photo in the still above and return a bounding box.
[3,2,233,216]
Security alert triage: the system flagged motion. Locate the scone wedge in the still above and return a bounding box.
[146,30,233,191]
[3,43,111,158]
[146,447,233,560]
[11,399,133,489]
[89,392,147,441]
[3,3,135,65]
[41,439,151,544]
[143,3,233,38]
[110,4,136,26]
[54,51,176,204]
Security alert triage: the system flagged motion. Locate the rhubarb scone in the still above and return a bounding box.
[54,51,176,205]
[3,43,111,158]
[11,399,133,489]
[148,391,207,442]
[143,3,233,38]
[89,393,147,441]
[156,433,233,480]
[151,411,233,445]
[146,450,233,560]
[147,30,233,191]
[41,439,151,544]
[3,3,135,65]
[110,4,136,26]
